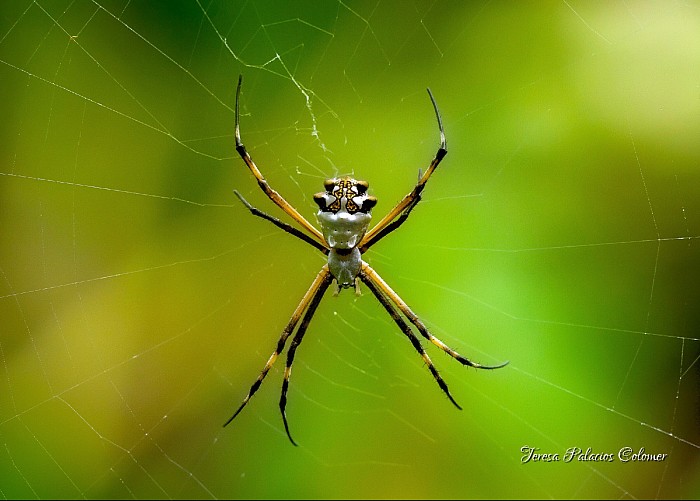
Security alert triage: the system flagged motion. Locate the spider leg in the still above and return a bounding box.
[234,190,329,254]
[359,269,462,410]
[359,193,421,253]
[361,263,508,370]
[224,266,331,427]
[359,88,447,251]
[235,75,327,247]
[279,271,333,446]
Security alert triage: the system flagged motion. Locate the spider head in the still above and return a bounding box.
[314,177,377,249]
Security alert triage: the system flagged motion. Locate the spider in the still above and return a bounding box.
[226,75,508,445]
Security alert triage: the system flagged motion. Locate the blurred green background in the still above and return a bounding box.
[1,0,699,498]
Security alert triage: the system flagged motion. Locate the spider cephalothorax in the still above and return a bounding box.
[228,75,507,445]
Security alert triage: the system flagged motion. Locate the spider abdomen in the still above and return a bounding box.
[328,247,362,288]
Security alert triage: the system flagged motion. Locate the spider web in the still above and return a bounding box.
[1,0,699,498]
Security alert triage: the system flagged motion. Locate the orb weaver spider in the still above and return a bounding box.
[226,76,508,445]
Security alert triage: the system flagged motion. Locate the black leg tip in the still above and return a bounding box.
[481,359,509,370]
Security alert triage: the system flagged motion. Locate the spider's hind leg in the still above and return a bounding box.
[361,263,508,370]
[279,270,333,445]
[358,268,462,410]
[224,266,332,431]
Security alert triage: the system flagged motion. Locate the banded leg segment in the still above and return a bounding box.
[234,190,329,255]
[235,75,327,247]
[279,272,333,445]
[359,192,422,253]
[360,88,447,250]
[359,269,461,410]
[361,262,508,370]
[224,266,332,427]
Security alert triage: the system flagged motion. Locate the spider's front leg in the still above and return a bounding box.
[234,190,329,254]
[359,88,447,252]
[234,75,327,248]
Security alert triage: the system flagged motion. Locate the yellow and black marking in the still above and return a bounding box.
[327,178,358,214]
[316,177,376,216]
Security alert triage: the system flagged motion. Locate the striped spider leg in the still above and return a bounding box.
[227,76,507,445]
